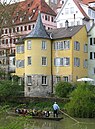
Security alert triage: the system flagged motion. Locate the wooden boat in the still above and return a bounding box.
[7,110,63,121]
[32,116,63,121]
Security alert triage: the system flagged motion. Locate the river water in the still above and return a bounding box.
[0,114,95,129]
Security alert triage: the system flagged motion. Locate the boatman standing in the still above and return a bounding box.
[53,102,60,117]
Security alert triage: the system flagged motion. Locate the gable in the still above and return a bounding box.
[55,0,89,21]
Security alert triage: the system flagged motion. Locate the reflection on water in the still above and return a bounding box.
[28,116,95,129]
[0,114,95,129]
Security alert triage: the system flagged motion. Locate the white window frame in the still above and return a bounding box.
[56,76,61,83]
[74,57,80,67]
[27,40,32,50]
[42,40,47,50]
[27,76,32,85]
[42,76,47,85]
[84,59,88,68]
[54,57,70,66]
[90,52,95,60]
[74,41,80,51]
[90,38,95,45]
[54,40,70,50]
[42,57,47,66]
[65,8,69,14]
[92,67,95,74]
[16,45,24,53]
[16,60,24,68]
[63,76,68,82]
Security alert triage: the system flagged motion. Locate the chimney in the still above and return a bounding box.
[65,20,69,28]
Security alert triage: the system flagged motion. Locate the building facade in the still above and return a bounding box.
[0,0,56,75]
[15,12,88,97]
[88,24,95,82]
[55,0,95,31]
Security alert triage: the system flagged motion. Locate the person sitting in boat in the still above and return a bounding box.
[53,102,60,117]
[15,108,22,114]
[22,108,27,116]
[44,110,50,117]
[32,109,38,116]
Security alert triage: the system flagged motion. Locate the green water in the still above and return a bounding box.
[0,114,95,129]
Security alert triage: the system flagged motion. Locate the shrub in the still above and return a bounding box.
[55,81,73,98]
[65,82,95,118]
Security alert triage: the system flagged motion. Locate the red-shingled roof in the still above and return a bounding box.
[0,0,56,26]
[82,0,95,4]
[74,0,90,20]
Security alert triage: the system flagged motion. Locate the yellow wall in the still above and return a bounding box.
[15,26,88,83]
[72,26,88,81]
[52,38,72,76]
[15,45,25,77]
[24,39,51,75]
[52,26,88,82]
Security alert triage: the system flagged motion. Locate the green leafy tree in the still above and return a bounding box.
[65,82,95,118]
[55,81,73,98]
[0,79,24,98]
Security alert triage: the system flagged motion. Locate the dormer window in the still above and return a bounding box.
[28,3,31,7]
[33,9,35,13]
[28,16,31,20]
[20,17,23,22]
[12,19,15,23]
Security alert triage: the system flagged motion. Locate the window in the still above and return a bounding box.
[27,57,31,65]
[54,40,70,50]
[90,52,95,59]
[21,26,23,31]
[42,57,47,66]
[5,29,8,34]
[42,41,46,50]
[63,76,68,82]
[71,22,74,26]
[63,57,70,66]
[92,68,95,74]
[74,41,80,51]
[84,44,88,53]
[70,7,74,14]
[56,76,61,83]
[45,15,48,20]
[28,25,31,30]
[27,76,32,85]
[13,28,15,33]
[54,57,70,66]
[90,38,95,45]
[27,40,32,50]
[65,8,69,14]
[16,60,24,68]
[74,57,80,67]
[64,41,70,49]
[17,27,19,32]
[42,76,47,85]
[54,58,63,66]
[48,16,50,21]
[24,26,27,31]
[84,59,88,68]
[77,21,80,25]
[16,45,24,53]
[51,17,54,22]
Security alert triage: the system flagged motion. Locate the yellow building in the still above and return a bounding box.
[15,13,88,97]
